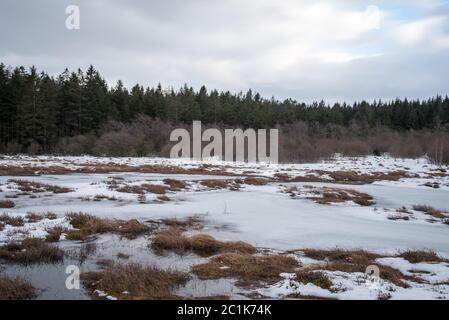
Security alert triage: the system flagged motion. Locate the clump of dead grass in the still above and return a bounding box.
[199,180,240,191]
[324,261,408,288]
[329,170,413,184]
[192,252,298,287]
[116,183,169,195]
[119,219,150,238]
[243,177,270,186]
[151,228,255,257]
[399,250,448,264]
[45,226,66,243]
[163,179,189,191]
[25,212,44,223]
[302,248,381,264]
[81,263,188,300]
[285,186,375,206]
[412,205,447,219]
[0,200,15,208]
[157,216,203,230]
[8,179,73,194]
[0,238,64,264]
[295,270,333,290]
[44,212,57,220]
[301,248,410,288]
[309,187,374,206]
[0,214,24,227]
[283,170,414,184]
[0,276,36,300]
[65,212,150,241]
[93,194,117,201]
[24,212,57,221]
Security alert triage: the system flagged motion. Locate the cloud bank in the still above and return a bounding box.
[1,0,448,102]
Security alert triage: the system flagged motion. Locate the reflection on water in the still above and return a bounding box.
[0,233,244,300]
[176,278,250,300]
[2,259,92,300]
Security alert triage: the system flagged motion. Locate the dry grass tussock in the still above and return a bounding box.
[281,170,414,184]
[322,261,408,288]
[199,179,240,191]
[0,200,15,208]
[81,262,188,300]
[287,186,374,206]
[93,194,117,201]
[0,238,64,264]
[399,250,448,264]
[302,248,381,264]
[0,276,36,300]
[115,183,169,195]
[192,252,298,287]
[66,212,150,241]
[328,170,414,184]
[300,248,434,288]
[412,205,448,219]
[0,213,24,226]
[156,216,203,231]
[151,228,255,257]
[242,177,271,186]
[295,270,333,290]
[7,179,73,194]
[163,178,189,191]
[25,212,48,223]
[313,188,374,206]
[44,212,57,220]
[45,226,66,243]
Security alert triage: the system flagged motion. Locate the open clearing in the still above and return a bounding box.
[1,155,449,300]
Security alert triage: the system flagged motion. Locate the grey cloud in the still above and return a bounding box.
[0,0,448,103]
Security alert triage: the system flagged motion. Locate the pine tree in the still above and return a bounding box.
[81,65,108,132]
[110,80,130,122]
[16,66,41,149]
[36,74,58,150]
[0,63,11,147]
[57,69,83,137]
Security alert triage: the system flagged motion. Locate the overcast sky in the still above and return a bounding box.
[1,0,449,103]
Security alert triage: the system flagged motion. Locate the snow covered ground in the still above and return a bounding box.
[1,154,448,185]
[1,154,448,300]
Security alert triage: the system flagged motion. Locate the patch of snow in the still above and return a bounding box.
[259,270,449,300]
[377,257,449,284]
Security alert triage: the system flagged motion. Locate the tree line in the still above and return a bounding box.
[1,63,448,155]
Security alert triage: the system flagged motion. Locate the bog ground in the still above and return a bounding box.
[0,155,449,300]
